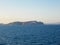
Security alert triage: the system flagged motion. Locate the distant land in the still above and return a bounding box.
[0,21,44,26]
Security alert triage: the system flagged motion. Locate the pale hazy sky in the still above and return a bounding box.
[0,0,60,24]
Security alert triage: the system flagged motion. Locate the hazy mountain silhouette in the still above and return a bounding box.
[7,21,44,26]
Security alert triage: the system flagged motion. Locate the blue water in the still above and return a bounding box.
[0,25,60,45]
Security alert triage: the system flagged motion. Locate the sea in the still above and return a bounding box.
[0,24,60,45]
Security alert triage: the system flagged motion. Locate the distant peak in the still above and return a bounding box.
[7,21,44,25]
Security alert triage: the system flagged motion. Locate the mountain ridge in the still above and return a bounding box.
[7,21,44,25]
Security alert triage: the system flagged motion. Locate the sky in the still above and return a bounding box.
[0,0,60,24]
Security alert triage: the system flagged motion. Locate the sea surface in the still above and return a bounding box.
[0,25,60,45]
